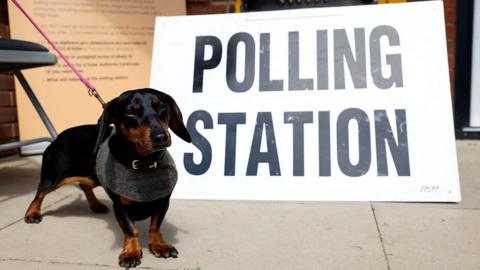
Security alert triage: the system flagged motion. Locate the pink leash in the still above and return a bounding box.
[10,0,106,107]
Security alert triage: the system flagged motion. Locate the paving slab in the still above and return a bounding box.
[454,140,480,209]
[0,189,387,270]
[372,204,480,270]
[0,156,43,202]
[0,159,79,230]
[0,259,118,270]
[370,141,480,269]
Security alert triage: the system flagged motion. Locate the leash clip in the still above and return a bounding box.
[88,88,106,108]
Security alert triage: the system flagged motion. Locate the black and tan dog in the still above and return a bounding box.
[24,88,191,268]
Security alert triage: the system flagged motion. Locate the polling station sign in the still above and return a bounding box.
[150,1,461,201]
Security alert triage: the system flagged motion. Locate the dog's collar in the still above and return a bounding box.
[115,153,162,171]
[107,133,164,171]
[131,159,158,170]
[96,132,177,202]
[120,154,163,171]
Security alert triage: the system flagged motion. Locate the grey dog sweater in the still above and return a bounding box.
[95,132,177,202]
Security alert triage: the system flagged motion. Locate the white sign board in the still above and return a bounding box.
[150,1,461,201]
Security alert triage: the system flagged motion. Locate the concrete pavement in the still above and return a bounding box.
[0,141,479,270]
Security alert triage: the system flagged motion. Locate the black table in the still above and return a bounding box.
[0,38,57,153]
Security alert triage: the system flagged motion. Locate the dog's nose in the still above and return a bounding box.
[154,133,168,144]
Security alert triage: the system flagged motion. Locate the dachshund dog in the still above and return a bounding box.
[24,88,191,268]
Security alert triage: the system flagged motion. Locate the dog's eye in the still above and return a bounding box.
[133,103,142,111]
[125,104,142,117]
[152,98,167,111]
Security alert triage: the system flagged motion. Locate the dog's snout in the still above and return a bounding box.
[153,133,169,144]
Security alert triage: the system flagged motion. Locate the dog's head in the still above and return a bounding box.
[94,88,191,156]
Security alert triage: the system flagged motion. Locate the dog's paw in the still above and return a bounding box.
[24,212,42,224]
[90,203,109,214]
[149,244,178,258]
[118,249,142,269]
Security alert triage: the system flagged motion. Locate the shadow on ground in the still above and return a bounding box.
[41,192,179,251]
[0,167,40,202]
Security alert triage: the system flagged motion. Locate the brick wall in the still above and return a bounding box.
[187,0,236,15]
[443,0,457,96]
[0,0,19,157]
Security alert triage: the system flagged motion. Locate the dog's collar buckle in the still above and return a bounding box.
[132,160,158,170]
[132,160,140,170]
[150,161,158,169]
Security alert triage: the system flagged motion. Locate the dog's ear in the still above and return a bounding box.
[93,100,116,154]
[155,91,191,143]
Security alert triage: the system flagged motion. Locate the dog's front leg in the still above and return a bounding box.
[149,197,178,258]
[113,203,142,268]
